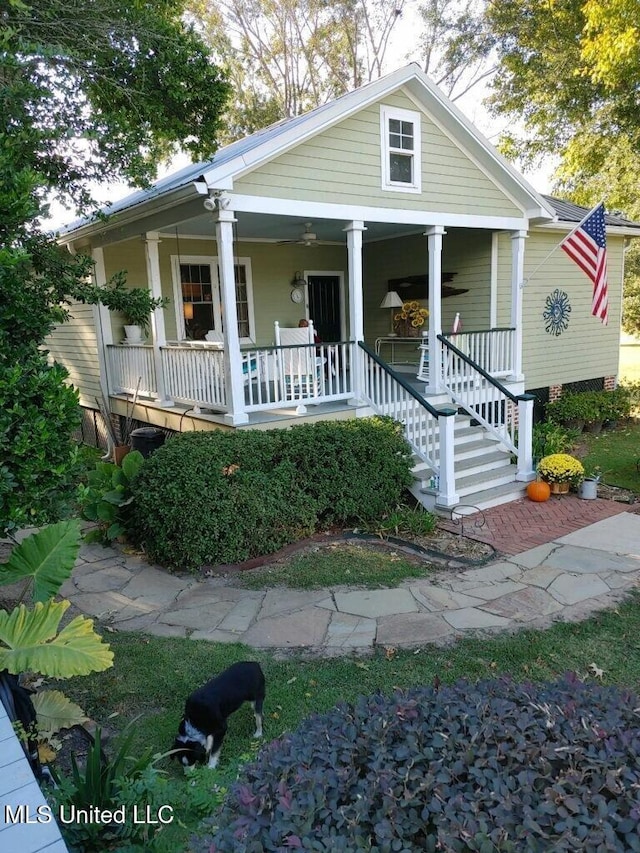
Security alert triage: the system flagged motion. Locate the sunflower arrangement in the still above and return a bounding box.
[394,300,429,335]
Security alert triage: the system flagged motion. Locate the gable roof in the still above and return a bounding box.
[544,196,640,231]
[61,64,556,237]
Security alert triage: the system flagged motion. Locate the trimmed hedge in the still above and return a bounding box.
[210,675,640,853]
[129,418,413,570]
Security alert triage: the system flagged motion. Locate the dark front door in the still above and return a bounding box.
[307,275,342,342]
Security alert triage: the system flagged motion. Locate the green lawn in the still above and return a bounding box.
[57,594,640,851]
[237,542,432,590]
[579,420,640,491]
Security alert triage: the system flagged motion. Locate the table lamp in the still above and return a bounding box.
[379,290,404,335]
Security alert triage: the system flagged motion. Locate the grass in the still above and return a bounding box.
[237,542,432,590]
[579,420,640,491]
[56,594,640,851]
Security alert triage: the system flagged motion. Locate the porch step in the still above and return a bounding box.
[439,479,528,513]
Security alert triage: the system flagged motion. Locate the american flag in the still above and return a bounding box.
[560,202,609,325]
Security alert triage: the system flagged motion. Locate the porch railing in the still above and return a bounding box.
[359,342,459,506]
[242,340,354,413]
[442,327,514,377]
[162,345,227,411]
[439,334,534,480]
[106,341,354,415]
[106,344,157,397]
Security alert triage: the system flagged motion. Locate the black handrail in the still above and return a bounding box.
[358,341,456,418]
[438,333,523,403]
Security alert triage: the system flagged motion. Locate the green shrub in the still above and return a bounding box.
[281,418,413,524]
[209,674,640,853]
[129,419,413,571]
[0,355,81,535]
[532,421,577,460]
[48,726,171,852]
[546,389,632,429]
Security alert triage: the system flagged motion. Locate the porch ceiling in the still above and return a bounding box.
[163,211,428,245]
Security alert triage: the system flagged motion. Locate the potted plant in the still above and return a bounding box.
[537,453,585,494]
[85,271,169,343]
[545,393,589,431]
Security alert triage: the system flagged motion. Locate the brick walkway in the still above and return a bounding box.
[438,495,636,556]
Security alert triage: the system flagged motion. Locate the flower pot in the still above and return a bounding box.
[549,481,570,495]
[113,444,130,465]
[578,478,599,500]
[124,324,144,344]
[584,420,604,434]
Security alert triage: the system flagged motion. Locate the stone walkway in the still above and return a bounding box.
[60,511,640,655]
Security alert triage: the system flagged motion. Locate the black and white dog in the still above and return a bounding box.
[172,661,265,769]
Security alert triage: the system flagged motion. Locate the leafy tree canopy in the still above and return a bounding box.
[1,0,230,532]
[2,0,230,219]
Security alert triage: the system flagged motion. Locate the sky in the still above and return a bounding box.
[45,1,554,231]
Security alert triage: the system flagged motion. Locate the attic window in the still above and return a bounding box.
[380,105,421,193]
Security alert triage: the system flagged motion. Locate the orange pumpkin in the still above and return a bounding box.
[527,479,551,502]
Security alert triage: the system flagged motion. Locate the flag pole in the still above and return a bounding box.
[519,201,605,289]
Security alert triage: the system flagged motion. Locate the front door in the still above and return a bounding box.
[307,274,342,342]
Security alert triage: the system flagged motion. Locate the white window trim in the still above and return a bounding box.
[170,254,256,344]
[380,104,422,194]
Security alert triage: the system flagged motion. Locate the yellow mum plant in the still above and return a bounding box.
[537,453,585,486]
[394,300,429,332]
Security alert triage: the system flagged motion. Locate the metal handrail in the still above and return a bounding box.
[358,342,455,417]
[438,334,525,402]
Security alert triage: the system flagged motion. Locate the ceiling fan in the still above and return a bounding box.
[278,222,319,246]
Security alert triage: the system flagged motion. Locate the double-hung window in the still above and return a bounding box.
[172,255,255,343]
[380,105,421,193]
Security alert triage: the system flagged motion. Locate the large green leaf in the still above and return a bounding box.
[32,689,88,738]
[0,520,81,602]
[0,600,114,677]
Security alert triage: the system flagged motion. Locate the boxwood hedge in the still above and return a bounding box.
[129,417,412,570]
[209,674,640,853]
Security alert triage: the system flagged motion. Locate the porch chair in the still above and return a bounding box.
[274,320,325,413]
[204,329,258,384]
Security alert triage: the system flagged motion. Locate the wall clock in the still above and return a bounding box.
[290,287,304,304]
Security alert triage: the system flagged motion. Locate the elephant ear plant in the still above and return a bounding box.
[0,520,113,772]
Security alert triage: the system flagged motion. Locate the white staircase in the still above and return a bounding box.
[409,413,527,513]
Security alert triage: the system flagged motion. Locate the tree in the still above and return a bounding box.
[485,0,640,335]
[417,0,495,102]
[0,0,230,533]
[188,0,405,140]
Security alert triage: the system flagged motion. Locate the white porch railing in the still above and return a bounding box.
[360,343,459,506]
[440,334,534,480]
[242,341,354,413]
[443,328,514,377]
[106,341,354,415]
[162,345,227,411]
[106,344,157,397]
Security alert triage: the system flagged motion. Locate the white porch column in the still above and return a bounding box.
[143,232,173,407]
[344,220,366,405]
[214,205,249,425]
[436,409,459,507]
[516,394,536,481]
[425,225,446,392]
[510,229,527,380]
[91,247,114,399]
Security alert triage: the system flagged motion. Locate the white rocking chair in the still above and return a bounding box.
[274,320,324,413]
